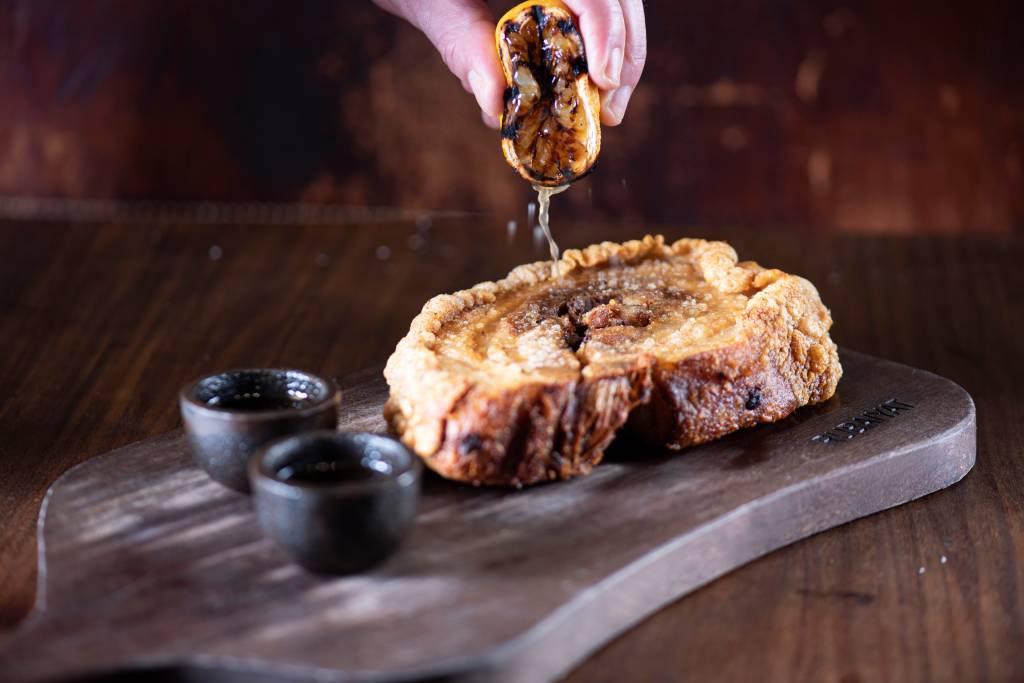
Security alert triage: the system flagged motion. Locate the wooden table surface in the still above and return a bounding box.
[1,217,1022,681]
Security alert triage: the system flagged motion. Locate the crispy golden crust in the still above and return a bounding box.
[384,235,841,486]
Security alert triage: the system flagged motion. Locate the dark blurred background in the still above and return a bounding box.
[0,0,1021,232]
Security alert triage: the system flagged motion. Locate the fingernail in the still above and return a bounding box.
[468,69,484,97]
[605,47,623,87]
[468,69,499,119]
[603,85,633,124]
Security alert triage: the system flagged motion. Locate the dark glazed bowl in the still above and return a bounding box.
[249,431,421,575]
[179,369,340,493]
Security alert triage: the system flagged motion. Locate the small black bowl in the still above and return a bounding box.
[249,431,421,575]
[180,369,341,493]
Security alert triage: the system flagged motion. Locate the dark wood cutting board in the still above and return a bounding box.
[0,350,975,683]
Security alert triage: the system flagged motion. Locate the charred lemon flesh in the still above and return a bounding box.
[496,1,601,187]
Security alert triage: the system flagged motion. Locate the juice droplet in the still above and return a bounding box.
[533,184,569,277]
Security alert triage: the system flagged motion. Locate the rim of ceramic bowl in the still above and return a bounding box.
[179,368,341,422]
[250,431,422,498]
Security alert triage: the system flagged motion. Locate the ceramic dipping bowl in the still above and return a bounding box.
[179,368,340,493]
[248,431,421,575]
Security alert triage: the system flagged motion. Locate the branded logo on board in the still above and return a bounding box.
[811,399,914,444]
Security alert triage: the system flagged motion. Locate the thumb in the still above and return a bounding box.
[376,0,505,125]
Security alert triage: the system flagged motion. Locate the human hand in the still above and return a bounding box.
[373,0,646,128]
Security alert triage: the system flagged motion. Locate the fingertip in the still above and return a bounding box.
[468,69,487,103]
[469,68,505,121]
[588,49,622,91]
[600,85,633,126]
[600,109,622,126]
[587,68,617,93]
[481,110,501,129]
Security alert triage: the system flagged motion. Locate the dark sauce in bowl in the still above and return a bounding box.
[276,457,393,484]
[269,435,397,485]
[194,369,329,413]
[205,392,317,411]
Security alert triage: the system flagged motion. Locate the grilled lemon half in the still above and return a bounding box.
[496,0,601,187]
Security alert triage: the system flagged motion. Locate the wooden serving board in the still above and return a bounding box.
[0,350,975,683]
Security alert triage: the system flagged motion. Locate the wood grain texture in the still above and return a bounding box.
[0,350,974,682]
[0,222,1021,681]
